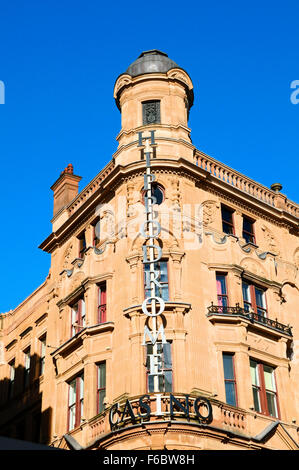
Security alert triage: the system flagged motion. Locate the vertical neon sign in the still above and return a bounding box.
[138,131,167,393]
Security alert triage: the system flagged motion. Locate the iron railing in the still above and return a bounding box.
[207,303,292,336]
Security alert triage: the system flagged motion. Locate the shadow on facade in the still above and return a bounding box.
[0,353,52,445]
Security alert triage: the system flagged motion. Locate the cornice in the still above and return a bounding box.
[39,155,298,254]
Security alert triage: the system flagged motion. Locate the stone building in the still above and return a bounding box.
[0,50,298,450]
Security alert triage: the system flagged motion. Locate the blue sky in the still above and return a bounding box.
[0,0,298,312]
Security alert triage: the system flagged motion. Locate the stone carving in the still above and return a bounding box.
[167,69,192,89]
[63,243,73,269]
[294,248,299,269]
[240,257,266,278]
[114,75,132,96]
[70,271,85,292]
[200,200,218,226]
[169,177,180,210]
[261,225,280,255]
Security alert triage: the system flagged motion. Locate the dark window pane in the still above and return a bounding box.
[148,375,154,393]
[252,387,261,412]
[223,354,234,380]
[163,342,172,369]
[98,391,105,413]
[164,371,173,392]
[221,207,233,223]
[225,382,237,406]
[222,222,234,234]
[243,218,253,233]
[152,184,164,205]
[142,100,160,125]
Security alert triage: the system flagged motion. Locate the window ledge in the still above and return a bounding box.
[51,322,115,358]
[207,304,292,339]
[123,301,191,318]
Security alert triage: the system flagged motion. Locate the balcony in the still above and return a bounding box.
[207,303,292,337]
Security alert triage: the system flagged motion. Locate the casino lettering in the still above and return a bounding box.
[109,394,213,430]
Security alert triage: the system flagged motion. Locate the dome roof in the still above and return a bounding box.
[126,50,179,77]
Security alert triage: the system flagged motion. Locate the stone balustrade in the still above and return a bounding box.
[194,151,298,218]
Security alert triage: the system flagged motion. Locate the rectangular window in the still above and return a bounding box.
[8,359,15,399]
[39,335,47,376]
[98,283,107,324]
[216,273,228,310]
[242,216,255,244]
[221,205,234,235]
[97,362,106,414]
[71,298,86,337]
[77,231,86,258]
[68,374,84,431]
[142,100,161,125]
[242,281,267,317]
[92,218,101,247]
[146,342,172,393]
[144,261,169,301]
[23,348,31,389]
[222,353,237,406]
[250,360,279,418]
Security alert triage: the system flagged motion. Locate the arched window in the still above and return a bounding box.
[142,183,165,206]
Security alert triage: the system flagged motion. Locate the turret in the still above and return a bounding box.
[113,50,195,165]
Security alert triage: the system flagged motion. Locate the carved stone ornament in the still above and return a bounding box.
[199,200,218,227]
[240,257,266,278]
[261,225,280,255]
[63,243,73,269]
[113,74,132,98]
[166,68,193,90]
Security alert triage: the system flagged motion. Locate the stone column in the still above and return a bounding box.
[126,254,142,304]
[169,251,185,301]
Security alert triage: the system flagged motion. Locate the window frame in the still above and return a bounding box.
[142,99,161,126]
[144,259,169,302]
[23,347,31,389]
[97,282,107,324]
[92,217,101,247]
[8,359,15,399]
[222,353,238,407]
[242,215,256,244]
[141,182,165,206]
[221,204,235,235]
[242,280,267,317]
[216,273,229,310]
[77,231,86,259]
[70,297,86,337]
[97,362,106,415]
[38,334,47,377]
[68,373,84,431]
[250,359,280,418]
[145,341,173,393]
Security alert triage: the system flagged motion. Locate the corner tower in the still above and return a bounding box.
[113,50,194,165]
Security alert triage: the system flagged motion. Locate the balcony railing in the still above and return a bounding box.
[207,303,292,336]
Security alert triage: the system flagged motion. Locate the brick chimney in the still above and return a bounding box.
[51,164,82,216]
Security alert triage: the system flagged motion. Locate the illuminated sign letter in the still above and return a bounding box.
[142,324,166,346]
[142,296,165,317]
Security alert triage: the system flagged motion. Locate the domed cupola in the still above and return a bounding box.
[125,50,179,77]
[113,50,195,165]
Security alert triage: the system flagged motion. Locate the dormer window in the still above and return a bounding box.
[142,100,160,125]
